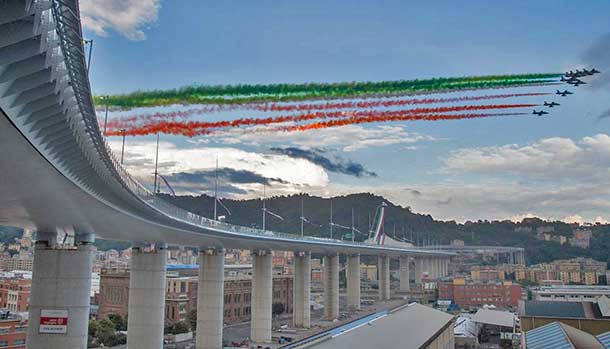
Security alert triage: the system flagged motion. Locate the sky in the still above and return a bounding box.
[82,0,610,223]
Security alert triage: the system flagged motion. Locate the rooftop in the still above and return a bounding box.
[519,300,603,319]
[312,303,454,349]
[471,308,515,328]
[524,322,605,349]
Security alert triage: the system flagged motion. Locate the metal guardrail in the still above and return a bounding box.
[47,0,451,255]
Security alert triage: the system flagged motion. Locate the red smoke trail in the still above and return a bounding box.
[105,104,536,137]
[105,92,549,129]
[281,112,529,133]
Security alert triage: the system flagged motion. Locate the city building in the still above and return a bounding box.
[0,279,30,312]
[97,267,293,324]
[308,303,454,349]
[532,285,610,303]
[0,256,33,272]
[518,299,610,335]
[439,278,524,310]
[97,268,130,319]
[0,311,27,349]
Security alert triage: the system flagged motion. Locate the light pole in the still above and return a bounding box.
[120,129,126,164]
[300,197,304,237]
[214,158,219,220]
[153,132,160,193]
[329,199,333,239]
[100,95,109,135]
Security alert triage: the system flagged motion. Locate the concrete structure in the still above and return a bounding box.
[127,244,167,349]
[346,254,361,310]
[251,251,272,344]
[323,255,339,320]
[26,233,94,349]
[196,249,225,349]
[415,257,424,283]
[293,252,311,327]
[399,256,410,292]
[378,255,390,301]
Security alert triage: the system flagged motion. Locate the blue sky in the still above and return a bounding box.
[82,0,610,222]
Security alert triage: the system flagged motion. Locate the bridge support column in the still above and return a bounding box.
[323,254,339,320]
[399,256,410,292]
[346,254,361,311]
[127,243,167,349]
[27,232,95,349]
[293,251,311,328]
[196,248,225,349]
[251,250,272,344]
[433,258,440,279]
[378,255,390,301]
[414,257,423,283]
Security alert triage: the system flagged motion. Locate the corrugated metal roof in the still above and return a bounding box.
[312,303,454,349]
[525,322,574,349]
[597,331,610,347]
[471,308,515,328]
[523,301,586,318]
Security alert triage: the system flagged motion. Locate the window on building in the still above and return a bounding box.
[14,326,26,333]
[13,339,25,345]
[0,328,9,335]
[0,340,7,347]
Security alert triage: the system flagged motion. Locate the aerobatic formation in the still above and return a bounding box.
[96,70,599,138]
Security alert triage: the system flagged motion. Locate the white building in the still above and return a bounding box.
[532,285,610,303]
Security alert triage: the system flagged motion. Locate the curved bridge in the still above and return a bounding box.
[0,0,451,259]
[0,1,454,348]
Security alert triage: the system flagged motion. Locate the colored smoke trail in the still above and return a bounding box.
[106,92,550,129]
[105,103,537,137]
[95,73,561,108]
[281,112,529,133]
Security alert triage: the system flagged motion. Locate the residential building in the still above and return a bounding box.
[439,278,524,310]
[0,279,30,312]
[531,285,610,303]
[97,268,130,318]
[0,312,27,349]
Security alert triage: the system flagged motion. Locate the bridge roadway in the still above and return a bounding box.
[0,1,453,348]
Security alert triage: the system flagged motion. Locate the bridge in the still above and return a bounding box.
[0,1,454,348]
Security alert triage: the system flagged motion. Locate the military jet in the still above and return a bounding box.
[590,68,601,75]
[556,90,573,97]
[567,79,586,87]
[532,110,549,116]
[561,76,580,82]
[544,101,560,108]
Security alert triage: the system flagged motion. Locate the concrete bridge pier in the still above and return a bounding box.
[293,251,311,328]
[27,232,95,349]
[415,257,423,284]
[323,254,339,320]
[346,254,361,311]
[127,243,167,349]
[378,255,390,300]
[399,256,410,292]
[251,250,273,344]
[196,248,225,349]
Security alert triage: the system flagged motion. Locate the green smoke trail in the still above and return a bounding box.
[94,73,561,109]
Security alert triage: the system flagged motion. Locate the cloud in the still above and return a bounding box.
[80,0,160,40]
[108,140,329,196]
[270,147,377,178]
[563,214,584,224]
[581,33,610,89]
[166,168,289,195]
[214,124,436,152]
[443,134,610,182]
[597,108,610,122]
